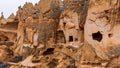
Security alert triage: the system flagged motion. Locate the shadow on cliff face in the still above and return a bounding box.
[43,48,55,55]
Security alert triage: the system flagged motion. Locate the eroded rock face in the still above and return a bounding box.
[84,0,120,67]
[16,2,34,22]
[7,13,16,23]
[13,0,89,68]
[0,13,7,25]
[58,10,81,47]
[0,45,13,62]
[57,0,88,48]
[15,0,62,56]
[1,0,120,68]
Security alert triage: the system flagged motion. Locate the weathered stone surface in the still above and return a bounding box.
[0,0,120,68]
[7,13,15,22]
[0,12,7,25]
[35,0,62,18]
[16,2,34,22]
[84,0,120,67]
[57,0,88,48]
[0,45,13,62]
[15,0,62,56]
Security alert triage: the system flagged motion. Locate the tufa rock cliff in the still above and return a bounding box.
[0,0,120,68]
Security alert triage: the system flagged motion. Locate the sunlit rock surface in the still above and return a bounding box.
[0,0,120,68]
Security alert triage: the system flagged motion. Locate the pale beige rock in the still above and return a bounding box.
[0,18,7,24]
[58,0,85,48]
[7,13,15,22]
[0,13,7,24]
[33,29,39,46]
[1,0,120,68]
[16,2,34,22]
[0,45,8,61]
[17,22,25,45]
[84,0,120,67]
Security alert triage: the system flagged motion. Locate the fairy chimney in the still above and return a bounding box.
[7,13,15,22]
[16,2,34,22]
[0,12,7,25]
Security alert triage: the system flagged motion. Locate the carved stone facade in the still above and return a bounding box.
[57,0,88,48]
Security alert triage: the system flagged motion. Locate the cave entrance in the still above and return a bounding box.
[92,31,102,42]
[69,36,73,42]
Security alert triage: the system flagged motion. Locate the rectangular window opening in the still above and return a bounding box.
[69,36,73,42]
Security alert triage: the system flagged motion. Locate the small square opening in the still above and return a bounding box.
[69,36,73,42]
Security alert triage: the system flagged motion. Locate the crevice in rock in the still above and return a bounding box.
[43,48,54,55]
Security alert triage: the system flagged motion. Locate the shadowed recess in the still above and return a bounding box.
[92,31,102,42]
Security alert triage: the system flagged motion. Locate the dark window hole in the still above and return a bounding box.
[75,38,78,41]
[4,37,9,41]
[63,22,66,28]
[46,56,49,59]
[104,10,109,13]
[106,16,109,20]
[92,31,102,42]
[81,4,84,6]
[108,33,113,38]
[69,36,73,42]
